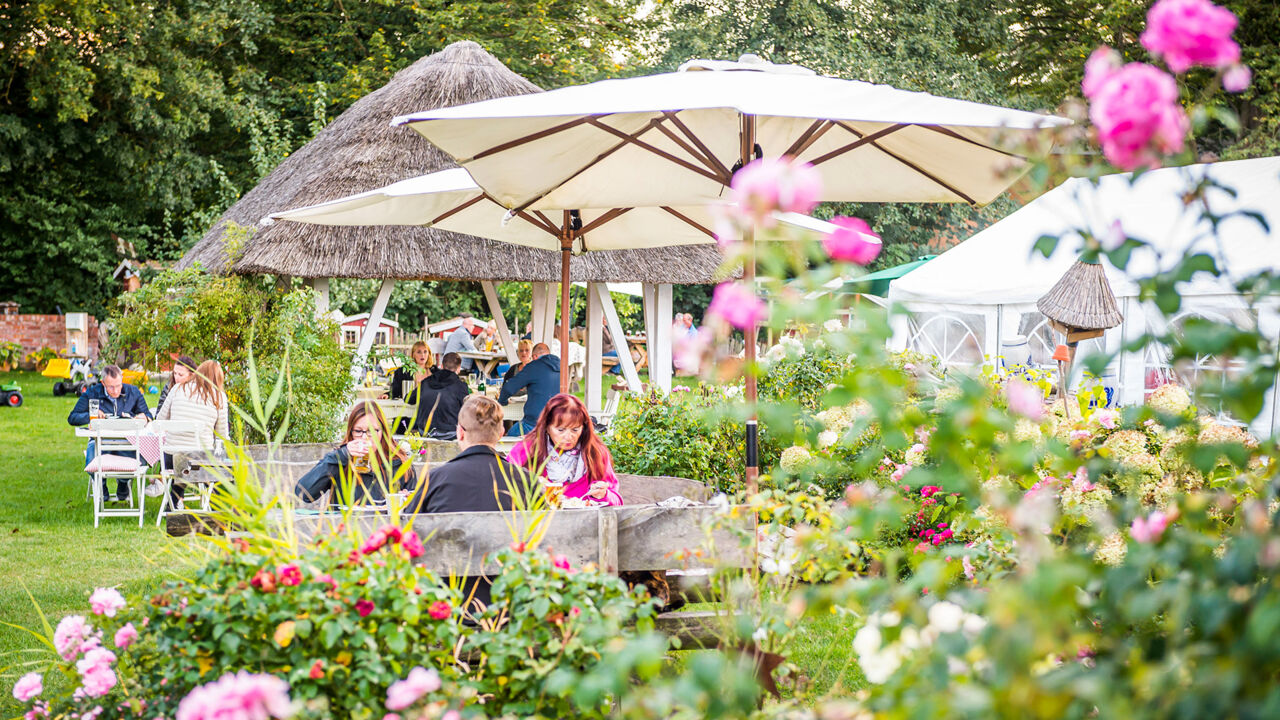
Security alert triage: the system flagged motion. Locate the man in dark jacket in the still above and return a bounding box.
[406,395,532,609]
[411,352,470,439]
[68,365,154,502]
[498,343,559,435]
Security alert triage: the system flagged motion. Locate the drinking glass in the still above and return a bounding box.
[544,481,564,507]
[88,399,100,419]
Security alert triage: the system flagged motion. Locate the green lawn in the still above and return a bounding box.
[0,371,177,710]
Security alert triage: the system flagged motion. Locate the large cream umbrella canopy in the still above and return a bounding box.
[391,54,1069,486]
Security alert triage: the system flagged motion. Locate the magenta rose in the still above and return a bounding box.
[707,282,768,331]
[355,599,375,617]
[401,530,425,559]
[822,216,882,265]
[1140,0,1240,73]
[1089,62,1188,170]
[729,156,822,226]
[276,564,303,587]
[428,601,452,621]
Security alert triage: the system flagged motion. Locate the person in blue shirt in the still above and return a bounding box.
[67,365,154,502]
[443,313,477,374]
[498,343,560,436]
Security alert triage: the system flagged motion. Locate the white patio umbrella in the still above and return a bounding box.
[266,167,846,390]
[391,54,1069,487]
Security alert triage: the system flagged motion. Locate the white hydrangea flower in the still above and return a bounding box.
[779,445,813,472]
[927,601,965,634]
[818,430,839,449]
[1147,383,1191,415]
[823,318,844,333]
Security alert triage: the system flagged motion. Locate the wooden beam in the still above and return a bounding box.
[481,281,518,363]
[595,283,642,393]
[353,279,395,377]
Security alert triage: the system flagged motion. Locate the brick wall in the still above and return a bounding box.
[0,315,100,363]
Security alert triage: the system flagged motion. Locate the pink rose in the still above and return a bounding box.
[1140,0,1240,73]
[890,464,911,482]
[89,588,126,618]
[1082,46,1123,98]
[13,673,42,702]
[962,555,976,580]
[401,531,425,559]
[309,660,325,680]
[1088,62,1189,170]
[920,485,942,498]
[1223,64,1252,93]
[1131,510,1173,543]
[673,327,713,373]
[706,282,767,331]
[552,554,573,572]
[276,565,302,587]
[53,615,93,661]
[76,648,118,698]
[428,601,451,621]
[823,216,882,265]
[729,157,822,225]
[355,599,375,618]
[385,667,442,711]
[1006,378,1045,420]
[250,568,277,593]
[1071,468,1096,492]
[113,623,138,649]
[313,573,338,592]
[361,526,403,555]
[175,671,292,720]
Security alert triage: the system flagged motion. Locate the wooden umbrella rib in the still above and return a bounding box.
[808,123,907,166]
[586,117,726,184]
[532,210,560,233]
[579,207,634,235]
[664,112,733,181]
[783,119,836,159]
[428,193,487,225]
[868,140,977,205]
[660,206,716,239]
[471,115,602,160]
[513,210,561,237]
[921,125,1026,160]
[653,121,728,182]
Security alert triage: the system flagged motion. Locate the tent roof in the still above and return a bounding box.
[176,42,726,284]
[888,156,1280,306]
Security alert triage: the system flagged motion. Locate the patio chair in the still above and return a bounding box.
[150,421,214,527]
[84,418,150,527]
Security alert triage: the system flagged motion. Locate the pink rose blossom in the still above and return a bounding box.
[1094,410,1119,429]
[1006,378,1045,420]
[1088,62,1189,170]
[313,573,338,592]
[401,531,425,559]
[1102,219,1126,252]
[1131,510,1173,542]
[673,327,713,373]
[24,702,49,720]
[1223,64,1252,92]
[552,554,573,572]
[89,588,126,618]
[276,565,302,587]
[823,216,882,265]
[428,601,452,621]
[385,667,442,711]
[442,711,461,720]
[355,599,375,617]
[384,715,401,720]
[53,616,93,661]
[890,464,911,482]
[729,157,822,225]
[962,556,976,580]
[920,485,942,498]
[707,282,768,330]
[175,671,293,720]
[1071,468,1096,492]
[361,526,403,555]
[82,707,103,720]
[1141,0,1240,73]
[77,648,118,698]
[13,673,42,702]
[113,623,138,649]
[1082,47,1123,98]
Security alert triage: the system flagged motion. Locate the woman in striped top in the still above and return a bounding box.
[156,360,229,509]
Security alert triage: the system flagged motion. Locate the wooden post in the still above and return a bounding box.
[595,283,642,393]
[741,113,759,493]
[481,281,518,363]
[597,507,618,574]
[586,283,604,412]
[353,279,395,376]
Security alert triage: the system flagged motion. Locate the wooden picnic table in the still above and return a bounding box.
[457,350,507,377]
[625,334,648,370]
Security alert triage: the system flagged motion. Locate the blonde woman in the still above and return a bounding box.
[389,341,434,402]
[156,360,229,510]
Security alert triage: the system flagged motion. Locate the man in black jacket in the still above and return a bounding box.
[498,343,560,435]
[406,395,532,609]
[411,352,470,439]
[67,365,154,502]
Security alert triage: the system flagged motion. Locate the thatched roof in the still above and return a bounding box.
[177,41,724,284]
[1036,259,1123,330]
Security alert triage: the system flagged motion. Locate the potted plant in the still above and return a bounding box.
[0,341,22,371]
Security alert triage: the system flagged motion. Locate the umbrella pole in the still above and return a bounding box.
[560,217,572,394]
[741,114,759,494]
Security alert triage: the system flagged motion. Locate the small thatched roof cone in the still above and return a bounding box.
[1036,257,1124,331]
[178,41,726,284]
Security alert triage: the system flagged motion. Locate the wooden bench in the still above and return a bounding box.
[291,504,756,647]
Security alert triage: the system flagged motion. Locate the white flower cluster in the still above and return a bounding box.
[853,602,987,684]
[823,318,844,333]
[1146,383,1192,416]
[779,445,813,472]
[1094,531,1127,566]
[1060,483,1113,523]
[763,335,807,363]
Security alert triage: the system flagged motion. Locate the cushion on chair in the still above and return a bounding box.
[85,455,142,473]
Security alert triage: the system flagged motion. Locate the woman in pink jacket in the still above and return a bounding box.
[506,393,623,506]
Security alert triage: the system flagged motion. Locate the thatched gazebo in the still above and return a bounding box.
[178,41,717,399]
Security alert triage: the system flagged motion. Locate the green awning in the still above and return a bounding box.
[842,255,937,297]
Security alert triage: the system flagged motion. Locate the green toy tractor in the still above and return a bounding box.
[1,380,22,407]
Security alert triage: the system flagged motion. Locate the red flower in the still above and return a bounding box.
[313,574,338,592]
[232,538,249,552]
[510,541,526,553]
[428,601,451,620]
[308,660,325,680]
[355,599,375,617]
[360,525,403,555]
[552,554,573,572]
[250,568,277,593]
[277,564,302,587]
[920,486,942,497]
[570,606,582,617]
[401,531,425,559]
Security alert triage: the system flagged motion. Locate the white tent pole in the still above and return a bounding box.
[586,284,604,412]
[1118,297,1145,407]
[354,279,395,376]
[481,281,518,363]
[652,283,673,393]
[594,283,642,392]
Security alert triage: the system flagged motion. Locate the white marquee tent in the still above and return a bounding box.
[888,156,1280,435]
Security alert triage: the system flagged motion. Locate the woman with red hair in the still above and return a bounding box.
[505,393,623,506]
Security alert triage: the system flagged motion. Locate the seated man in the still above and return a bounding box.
[498,343,559,436]
[405,395,532,609]
[68,364,154,502]
[411,352,470,440]
[444,313,477,375]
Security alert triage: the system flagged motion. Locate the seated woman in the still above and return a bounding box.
[500,339,534,395]
[155,359,229,510]
[389,341,433,401]
[295,403,417,507]
[505,393,623,506]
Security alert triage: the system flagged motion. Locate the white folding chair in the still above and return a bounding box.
[150,420,214,526]
[595,382,629,435]
[85,418,149,527]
